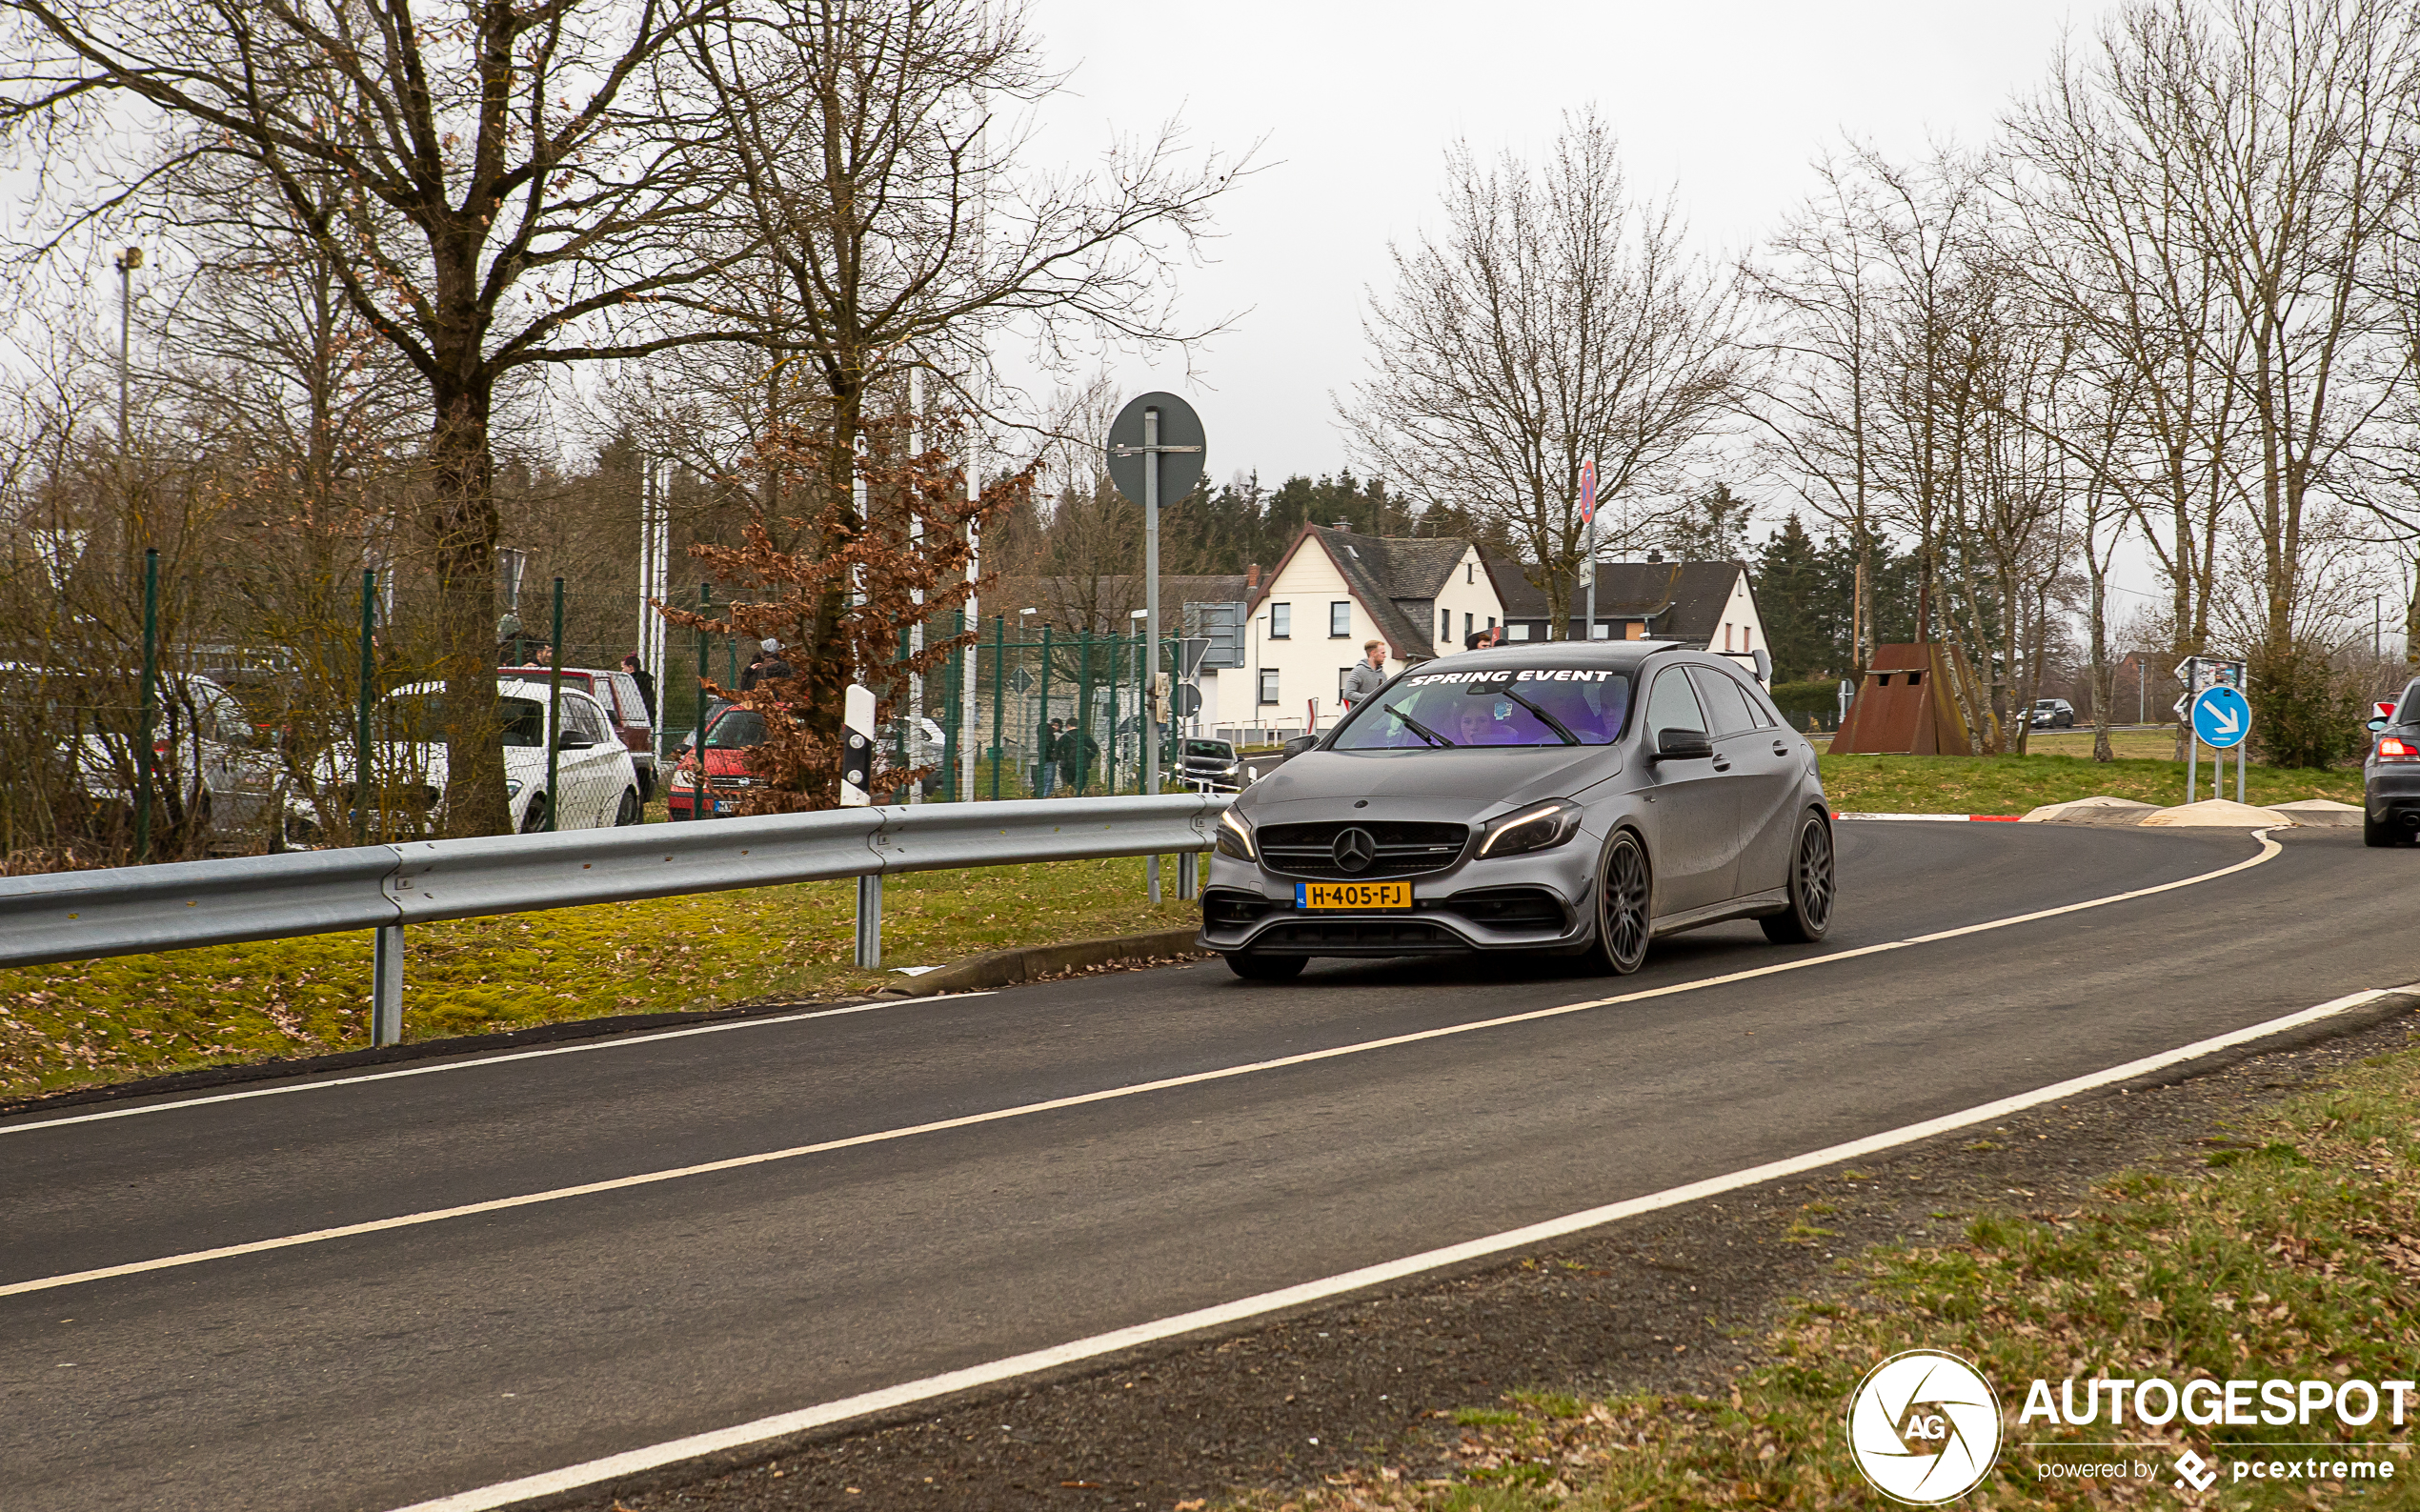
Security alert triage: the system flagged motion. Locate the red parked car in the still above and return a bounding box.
[666,704,769,819]
[498,665,657,797]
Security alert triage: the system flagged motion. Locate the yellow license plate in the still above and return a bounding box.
[1296,880,1411,910]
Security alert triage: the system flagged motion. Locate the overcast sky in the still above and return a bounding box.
[1019,0,2111,497]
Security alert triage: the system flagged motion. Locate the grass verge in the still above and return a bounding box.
[1819,750,2364,816]
[1234,1046,2420,1510]
[0,856,1199,1100]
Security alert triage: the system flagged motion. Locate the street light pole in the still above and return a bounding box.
[113,246,141,454]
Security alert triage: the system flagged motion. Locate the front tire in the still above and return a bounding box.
[518,795,549,835]
[1224,951,1305,981]
[1587,832,1651,974]
[1762,814,1836,943]
[614,787,642,826]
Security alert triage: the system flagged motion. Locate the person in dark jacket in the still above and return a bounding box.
[1057,722,1099,793]
[621,655,657,721]
[1036,717,1062,796]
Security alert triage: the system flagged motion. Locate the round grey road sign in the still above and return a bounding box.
[1105,392,1206,508]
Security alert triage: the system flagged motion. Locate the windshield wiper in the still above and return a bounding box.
[1383,705,1454,747]
[1493,688,1581,746]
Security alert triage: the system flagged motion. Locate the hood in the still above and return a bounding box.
[1240,744,1623,820]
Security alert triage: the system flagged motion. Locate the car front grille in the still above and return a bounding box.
[1256,820,1468,879]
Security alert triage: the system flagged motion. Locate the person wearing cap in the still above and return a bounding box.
[1341,639,1389,708]
[740,637,792,691]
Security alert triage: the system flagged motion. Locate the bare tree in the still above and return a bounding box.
[1344,111,1746,636]
[654,0,1246,763]
[3,0,750,832]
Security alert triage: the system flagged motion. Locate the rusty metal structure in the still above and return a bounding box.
[1831,642,1998,755]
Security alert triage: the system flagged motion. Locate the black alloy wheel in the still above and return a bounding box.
[614,787,642,826]
[1762,815,1836,943]
[518,794,549,835]
[1224,950,1306,982]
[1591,833,1651,975]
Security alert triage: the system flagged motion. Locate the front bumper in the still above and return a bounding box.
[1198,846,1598,957]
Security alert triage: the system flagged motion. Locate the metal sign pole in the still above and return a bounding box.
[2188,731,2197,806]
[1143,406,1161,902]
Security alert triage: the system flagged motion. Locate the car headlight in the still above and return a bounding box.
[1220,762,1240,775]
[1214,805,1257,860]
[505,779,524,798]
[671,767,698,790]
[1478,798,1584,857]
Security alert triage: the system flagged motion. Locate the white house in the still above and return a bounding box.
[1234,523,1503,736]
[1214,526,1770,741]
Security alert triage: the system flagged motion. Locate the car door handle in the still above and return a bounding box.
[1772,741,1790,756]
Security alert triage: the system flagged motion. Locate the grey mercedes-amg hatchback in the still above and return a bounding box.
[1200,641,1834,980]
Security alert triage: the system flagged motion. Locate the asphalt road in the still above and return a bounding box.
[7,823,2419,1512]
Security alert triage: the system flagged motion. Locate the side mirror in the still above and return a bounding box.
[1651,727,1715,762]
[2369,717,2390,732]
[557,734,595,751]
[1752,647,1772,684]
[1281,735,1317,759]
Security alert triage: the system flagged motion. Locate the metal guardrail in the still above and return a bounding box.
[0,795,1230,1044]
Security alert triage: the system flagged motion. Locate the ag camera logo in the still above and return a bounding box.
[1846,1349,2003,1503]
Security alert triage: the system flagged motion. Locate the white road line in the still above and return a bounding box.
[0,993,997,1137]
[391,977,2416,1512]
[0,831,2286,1300]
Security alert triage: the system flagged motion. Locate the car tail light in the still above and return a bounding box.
[2379,736,2419,761]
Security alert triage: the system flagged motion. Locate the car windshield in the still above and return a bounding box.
[706,709,767,749]
[1331,668,1630,749]
[1183,740,1233,758]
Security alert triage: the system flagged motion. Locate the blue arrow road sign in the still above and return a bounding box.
[2191,683,2251,749]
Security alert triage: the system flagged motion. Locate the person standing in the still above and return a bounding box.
[1059,720,1099,794]
[621,654,656,722]
[1341,639,1389,708]
[1036,717,1061,796]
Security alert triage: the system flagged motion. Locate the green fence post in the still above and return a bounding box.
[1036,626,1053,796]
[545,576,565,832]
[989,614,1005,800]
[134,546,158,862]
[355,568,375,846]
[942,608,963,802]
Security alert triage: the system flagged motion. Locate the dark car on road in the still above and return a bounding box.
[1200,641,1835,980]
[1178,736,1247,792]
[2029,697,2076,729]
[2365,677,2420,847]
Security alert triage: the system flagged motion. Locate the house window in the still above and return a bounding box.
[1439,608,1450,642]
[1724,623,1733,651]
[1329,602,1351,637]
[1259,669,1281,704]
[1506,623,1531,641]
[1269,603,1291,639]
[1463,612,1473,641]
[1487,615,1497,631]
[1466,563,1475,584]
[1591,620,1610,640]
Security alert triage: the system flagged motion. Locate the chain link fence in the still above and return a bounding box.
[1,547,1194,869]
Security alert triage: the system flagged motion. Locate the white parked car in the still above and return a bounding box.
[302,676,642,837]
[2,663,281,843]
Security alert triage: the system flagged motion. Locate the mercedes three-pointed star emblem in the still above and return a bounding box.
[1332,827,1377,873]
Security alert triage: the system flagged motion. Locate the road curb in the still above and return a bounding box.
[896,927,1207,997]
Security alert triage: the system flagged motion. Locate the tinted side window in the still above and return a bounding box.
[1643,668,1706,739]
[571,695,612,743]
[1690,668,1760,737]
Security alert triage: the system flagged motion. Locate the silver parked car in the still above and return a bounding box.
[1200,642,1835,980]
